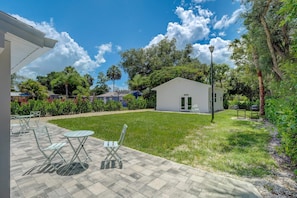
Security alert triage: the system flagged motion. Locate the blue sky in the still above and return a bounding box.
[1,0,245,90]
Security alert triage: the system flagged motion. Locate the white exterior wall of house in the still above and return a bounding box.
[152,77,224,113]
[208,87,224,112]
[0,11,57,197]
[215,88,224,111]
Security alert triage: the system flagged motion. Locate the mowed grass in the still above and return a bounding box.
[49,110,277,177]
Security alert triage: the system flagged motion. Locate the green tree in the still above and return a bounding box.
[18,79,48,100]
[213,64,230,88]
[91,72,109,95]
[241,0,294,80]
[149,66,204,88]
[50,66,82,98]
[84,74,94,87]
[120,38,194,79]
[229,35,267,114]
[128,74,148,91]
[106,65,121,92]
[36,72,59,91]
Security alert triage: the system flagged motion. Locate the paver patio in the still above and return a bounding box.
[10,112,262,198]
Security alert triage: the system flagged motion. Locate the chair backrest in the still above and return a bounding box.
[33,126,52,150]
[118,124,128,146]
[30,111,41,126]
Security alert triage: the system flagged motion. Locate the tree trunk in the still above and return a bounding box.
[252,50,265,115]
[260,0,283,80]
[65,84,68,98]
[257,70,265,116]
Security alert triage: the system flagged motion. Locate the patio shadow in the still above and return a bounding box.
[100,160,123,169]
[22,163,64,175]
[56,162,89,176]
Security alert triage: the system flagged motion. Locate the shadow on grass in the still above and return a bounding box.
[217,119,274,177]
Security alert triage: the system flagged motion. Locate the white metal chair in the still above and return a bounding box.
[32,126,67,170]
[104,124,128,165]
[10,114,32,135]
[30,111,41,127]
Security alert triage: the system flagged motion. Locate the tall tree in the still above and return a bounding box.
[120,38,194,79]
[50,66,82,98]
[92,72,109,95]
[241,0,293,80]
[229,30,272,115]
[128,74,148,91]
[18,79,48,100]
[84,74,94,87]
[213,64,230,88]
[106,65,121,92]
[37,71,59,91]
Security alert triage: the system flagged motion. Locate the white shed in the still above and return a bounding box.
[152,77,224,113]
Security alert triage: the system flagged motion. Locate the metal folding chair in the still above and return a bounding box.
[30,111,41,127]
[32,126,67,170]
[10,115,21,135]
[104,124,128,165]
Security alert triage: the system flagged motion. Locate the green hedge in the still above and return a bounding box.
[265,98,297,166]
[10,97,128,117]
[123,94,147,110]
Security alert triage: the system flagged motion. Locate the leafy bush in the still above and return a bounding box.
[104,100,122,111]
[18,102,31,115]
[46,101,59,116]
[127,97,147,110]
[11,101,20,115]
[265,98,297,166]
[62,100,76,115]
[31,100,47,116]
[228,95,250,109]
[92,99,105,112]
[75,96,92,113]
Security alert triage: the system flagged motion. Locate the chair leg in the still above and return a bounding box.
[38,149,65,171]
[104,147,122,164]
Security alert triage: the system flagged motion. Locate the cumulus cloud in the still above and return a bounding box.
[145,5,237,68]
[192,37,234,67]
[192,0,208,3]
[147,6,212,49]
[12,14,111,79]
[213,5,245,29]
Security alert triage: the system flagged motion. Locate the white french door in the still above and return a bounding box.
[180,96,192,111]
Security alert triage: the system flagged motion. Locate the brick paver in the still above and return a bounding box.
[10,110,262,197]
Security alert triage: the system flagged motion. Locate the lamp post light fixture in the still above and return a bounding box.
[209,45,215,122]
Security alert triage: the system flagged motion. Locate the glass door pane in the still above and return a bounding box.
[188,97,192,110]
[181,97,185,110]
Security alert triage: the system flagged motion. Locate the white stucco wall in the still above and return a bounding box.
[0,40,11,198]
[214,88,224,111]
[153,78,216,113]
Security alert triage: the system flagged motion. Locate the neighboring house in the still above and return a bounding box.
[97,92,128,106]
[10,92,31,103]
[152,77,224,113]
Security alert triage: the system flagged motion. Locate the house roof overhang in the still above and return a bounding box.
[0,11,57,73]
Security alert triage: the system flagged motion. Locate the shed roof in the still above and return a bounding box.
[152,77,210,91]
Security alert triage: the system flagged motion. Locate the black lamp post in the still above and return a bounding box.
[209,45,215,122]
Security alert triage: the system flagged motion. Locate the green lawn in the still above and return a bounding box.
[49,110,277,177]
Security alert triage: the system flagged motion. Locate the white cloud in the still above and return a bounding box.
[192,0,208,3]
[145,5,237,68]
[196,6,213,18]
[218,32,226,37]
[147,6,211,49]
[192,37,235,67]
[213,6,245,29]
[12,14,111,79]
